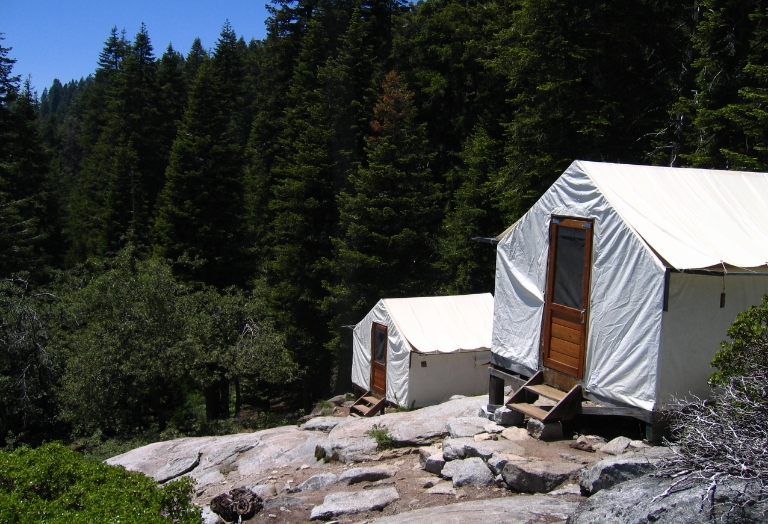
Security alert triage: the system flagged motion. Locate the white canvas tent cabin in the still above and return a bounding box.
[490,160,768,438]
[351,293,493,414]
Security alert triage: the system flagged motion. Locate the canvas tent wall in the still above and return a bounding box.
[492,160,768,413]
[352,293,493,408]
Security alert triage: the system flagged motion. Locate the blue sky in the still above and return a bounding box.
[4,1,271,93]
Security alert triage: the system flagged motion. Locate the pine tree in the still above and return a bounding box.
[0,40,51,276]
[264,15,337,404]
[436,125,504,295]
[328,70,441,348]
[488,0,691,222]
[153,59,246,289]
[684,0,768,170]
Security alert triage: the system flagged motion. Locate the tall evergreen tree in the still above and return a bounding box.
[326,71,441,383]
[683,0,768,170]
[488,0,691,222]
[265,15,337,404]
[0,40,51,276]
[153,59,246,289]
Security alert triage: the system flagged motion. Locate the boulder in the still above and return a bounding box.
[448,457,494,488]
[314,436,379,463]
[446,417,491,438]
[486,452,528,475]
[337,465,397,485]
[423,452,446,475]
[327,394,348,406]
[153,452,202,483]
[367,494,579,524]
[598,436,632,455]
[493,406,524,426]
[309,487,400,520]
[442,437,525,461]
[502,460,583,493]
[526,419,563,441]
[294,472,338,492]
[301,417,342,432]
[578,453,660,495]
[568,475,768,524]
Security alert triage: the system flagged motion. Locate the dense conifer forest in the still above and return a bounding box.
[2,0,768,448]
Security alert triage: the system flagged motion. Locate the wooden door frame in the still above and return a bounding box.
[370,323,387,395]
[540,216,593,380]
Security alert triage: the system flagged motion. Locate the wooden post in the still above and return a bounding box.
[489,374,505,406]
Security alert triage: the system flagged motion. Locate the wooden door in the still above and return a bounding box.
[541,217,593,379]
[371,323,387,395]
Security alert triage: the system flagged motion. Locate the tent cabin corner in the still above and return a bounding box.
[351,293,493,409]
[490,160,768,438]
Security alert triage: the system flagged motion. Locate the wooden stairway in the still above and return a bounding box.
[350,391,386,417]
[506,370,582,423]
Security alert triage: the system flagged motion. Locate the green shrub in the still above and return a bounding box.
[366,423,394,450]
[711,295,768,385]
[0,443,198,523]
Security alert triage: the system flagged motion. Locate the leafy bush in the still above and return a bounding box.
[0,443,198,523]
[366,423,394,450]
[710,295,768,385]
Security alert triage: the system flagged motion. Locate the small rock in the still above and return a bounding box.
[309,487,400,520]
[423,452,445,475]
[418,446,439,468]
[426,481,456,495]
[493,406,524,426]
[248,483,277,498]
[500,427,529,441]
[448,457,494,488]
[440,459,460,479]
[299,464,310,470]
[420,477,439,488]
[526,419,563,441]
[449,395,466,400]
[295,472,338,492]
[473,432,493,441]
[446,417,490,438]
[477,406,495,420]
[629,439,649,450]
[338,465,397,485]
[502,460,583,493]
[268,514,276,519]
[600,436,632,456]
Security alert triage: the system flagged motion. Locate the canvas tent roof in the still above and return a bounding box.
[379,293,493,354]
[499,161,768,270]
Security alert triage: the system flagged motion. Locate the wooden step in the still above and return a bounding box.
[351,404,372,416]
[350,391,385,417]
[524,384,566,402]
[508,403,550,420]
